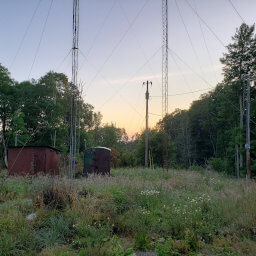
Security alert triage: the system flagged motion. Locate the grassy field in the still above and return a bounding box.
[0,168,256,256]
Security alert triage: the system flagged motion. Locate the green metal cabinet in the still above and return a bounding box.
[83,147,111,176]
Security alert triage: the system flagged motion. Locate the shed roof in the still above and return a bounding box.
[95,146,111,151]
[8,146,61,152]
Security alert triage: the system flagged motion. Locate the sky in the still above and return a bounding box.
[1,0,256,136]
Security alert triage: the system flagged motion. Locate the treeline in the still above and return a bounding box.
[0,23,255,176]
[0,68,102,158]
[113,23,256,176]
[159,23,256,175]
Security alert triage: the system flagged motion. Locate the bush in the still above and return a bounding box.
[209,158,228,173]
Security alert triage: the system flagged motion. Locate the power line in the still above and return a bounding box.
[228,0,245,23]
[85,0,118,60]
[149,112,161,116]
[78,0,118,73]
[127,85,145,130]
[118,0,162,92]
[175,0,203,74]
[169,48,256,129]
[165,49,256,131]
[9,0,42,70]
[28,0,54,79]
[79,49,144,118]
[97,46,162,110]
[151,87,214,97]
[169,48,213,88]
[193,0,217,84]
[184,0,226,48]
[135,116,146,135]
[169,45,192,91]
[55,49,72,71]
[171,2,256,131]
[85,0,150,91]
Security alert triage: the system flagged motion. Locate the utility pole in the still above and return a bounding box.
[143,81,152,168]
[235,144,239,178]
[162,0,169,171]
[239,89,243,169]
[245,75,251,179]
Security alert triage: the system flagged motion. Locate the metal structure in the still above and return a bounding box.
[162,0,169,171]
[83,147,111,176]
[8,146,60,176]
[69,0,79,178]
[143,81,152,168]
[162,0,168,116]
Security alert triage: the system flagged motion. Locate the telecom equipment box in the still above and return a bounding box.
[83,147,111,176]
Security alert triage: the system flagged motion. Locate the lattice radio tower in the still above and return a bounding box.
[69,0,79,178]
[162,0,169,171]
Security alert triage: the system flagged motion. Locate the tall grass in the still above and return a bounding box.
[0,168,256,255]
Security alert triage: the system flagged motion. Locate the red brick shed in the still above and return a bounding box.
[8,146,61,176]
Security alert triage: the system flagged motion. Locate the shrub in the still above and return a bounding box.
[209,157,228,173]
[33,186,77,210]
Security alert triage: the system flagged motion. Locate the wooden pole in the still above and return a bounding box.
[246,76,251,179]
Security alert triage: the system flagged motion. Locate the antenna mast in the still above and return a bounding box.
[162,0,169,171]
[69,0,79,178]
[162,0,168,116]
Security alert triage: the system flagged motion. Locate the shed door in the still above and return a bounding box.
[33,152,46,173]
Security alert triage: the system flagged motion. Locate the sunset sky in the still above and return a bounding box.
[1,0,256,135]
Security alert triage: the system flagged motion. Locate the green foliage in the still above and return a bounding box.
[110,235,135,256]
[134,232,151,251]
[156,238,178,256]
[184,229,200,252]
[153,23,256,176]
[0,68,100,158]
[209,158,228,173]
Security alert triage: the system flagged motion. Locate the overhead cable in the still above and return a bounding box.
[85,0,151,91]
[151,87,214,97]
[79,49,143,118]
[97,46,162,110]
[184,0,226,48]
[28,0,54,79]
[175,0,203,73]
[9,0,42,70]
[78,0,118,73]
[228,0,245,23]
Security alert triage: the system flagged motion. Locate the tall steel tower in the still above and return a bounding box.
[69,0,79,178]
[162,0,168,116]
[162,0,169,171]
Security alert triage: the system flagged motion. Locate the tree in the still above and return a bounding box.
[220,23,255,81]
[0,64,16,162]
[220,23,256,172]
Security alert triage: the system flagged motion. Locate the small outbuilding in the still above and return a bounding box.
[8,146,60,176]
[83,147,111,176]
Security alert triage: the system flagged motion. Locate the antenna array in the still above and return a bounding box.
[69,0,79,178]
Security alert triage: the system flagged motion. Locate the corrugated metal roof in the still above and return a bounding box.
[8,146,61,152]
[95,146,111,151]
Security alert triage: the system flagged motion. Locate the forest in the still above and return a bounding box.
[0,23,255,176]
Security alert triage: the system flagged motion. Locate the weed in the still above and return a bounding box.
[0,168,256,255]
